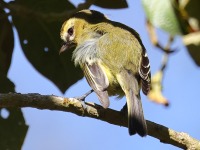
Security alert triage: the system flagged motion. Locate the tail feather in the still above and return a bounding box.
[127,90,147,136]
[116,71,147,136]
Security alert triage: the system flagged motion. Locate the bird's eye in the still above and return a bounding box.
[67,27,74,36]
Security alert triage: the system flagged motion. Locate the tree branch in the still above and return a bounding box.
[0,93,200,149]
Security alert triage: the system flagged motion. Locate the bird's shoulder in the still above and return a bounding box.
[86,21,143,47]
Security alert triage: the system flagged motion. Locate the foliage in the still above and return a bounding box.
[0,0,199,149]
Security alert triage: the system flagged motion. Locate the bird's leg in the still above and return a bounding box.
[146,20,175,53]
[74,89,94,109]
[75,89,94,101]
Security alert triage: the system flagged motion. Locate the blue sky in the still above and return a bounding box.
[8,0,200,149]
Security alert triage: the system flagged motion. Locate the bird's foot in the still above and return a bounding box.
[74,89,94,109]
[74,96,87,109]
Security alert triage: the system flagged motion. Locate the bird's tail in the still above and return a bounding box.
[116,71,147,136]
[127,90,147,136]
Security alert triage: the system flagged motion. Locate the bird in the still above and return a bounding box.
[59,9,151,137]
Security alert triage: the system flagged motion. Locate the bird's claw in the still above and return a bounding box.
[74,96,87,109]
[74,89,94,110]
[80,100,87,110]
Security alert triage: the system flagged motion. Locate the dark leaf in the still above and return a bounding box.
[0,107,28,150]
[185,0,200,22]
[93,0,128,9]
[186,44,200,66]
[12,0,83,93]
[0,8,14,75]
[0,8,28,150]
[0,73,15,92]
[0,75,28,150]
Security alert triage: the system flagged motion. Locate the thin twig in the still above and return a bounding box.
[160,36,174,71]
[146,20,175,53]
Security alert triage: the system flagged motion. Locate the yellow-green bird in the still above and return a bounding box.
[60,10,151,137]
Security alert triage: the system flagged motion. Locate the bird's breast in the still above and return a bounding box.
[72,36,125,97]
[72,38,99,66]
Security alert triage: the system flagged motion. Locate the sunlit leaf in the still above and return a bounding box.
[141,0,188,35]
[147,71,169,106]
[183,32,200,66]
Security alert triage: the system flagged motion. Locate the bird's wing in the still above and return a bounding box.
[82,62,110,108]
[139,50,151,95]
[97,31,151,96]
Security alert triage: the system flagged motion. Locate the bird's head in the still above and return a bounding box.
[59,9,108,54]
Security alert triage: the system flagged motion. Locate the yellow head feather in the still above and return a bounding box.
[60,10,108,44]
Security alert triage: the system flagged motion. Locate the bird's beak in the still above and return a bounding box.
[59,42,76,55]
[59,42,69,54]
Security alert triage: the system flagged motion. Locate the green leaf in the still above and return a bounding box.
[141,0,188,35]
[0,8,14,75]
[93,0,128,9]
[12,0,83,93]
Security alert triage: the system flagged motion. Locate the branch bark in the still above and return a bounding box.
[0,93,200,149]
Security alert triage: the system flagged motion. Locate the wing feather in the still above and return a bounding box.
[139,50,151,95]
[82,62,110,108]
